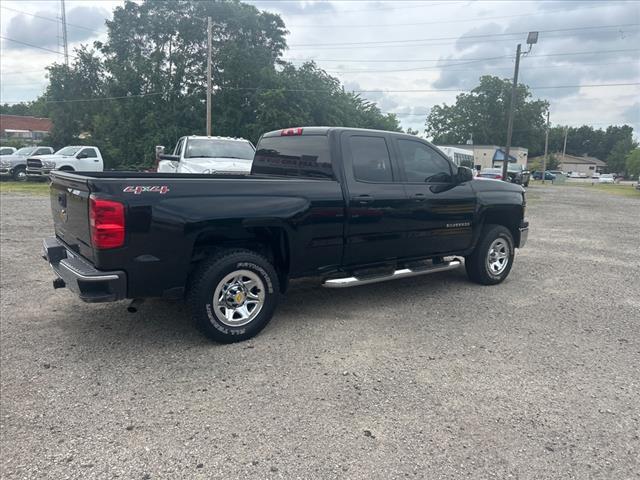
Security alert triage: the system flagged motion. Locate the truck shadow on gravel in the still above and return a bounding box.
[55,268,476,349]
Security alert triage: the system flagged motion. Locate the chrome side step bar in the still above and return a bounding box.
[323,259,462,289]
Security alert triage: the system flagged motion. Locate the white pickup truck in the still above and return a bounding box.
[0,146,54,180]
[26,145,104,178]
[157,136,255,174]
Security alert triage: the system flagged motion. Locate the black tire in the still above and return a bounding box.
[465,224,515,285]
[12,166,27,182]
[188,249,280,343]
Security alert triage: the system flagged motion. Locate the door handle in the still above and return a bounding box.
[353,194,374,205]
[94,159,99,162]
[412,193,426,202]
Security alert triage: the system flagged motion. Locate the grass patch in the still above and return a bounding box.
[529,180,640,198]
[0,180,50,195]
[562,182,640,198]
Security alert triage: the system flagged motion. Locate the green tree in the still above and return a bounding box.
[547,124,635,162]
[42,0,399,169]
[425,75,549,154]
[625,148,640,179]
[607,137,638,175]
[0,99,49,117]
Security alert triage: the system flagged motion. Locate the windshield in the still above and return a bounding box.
[184,139,254,160]
[15,147,36,156]
[55,146,82,156]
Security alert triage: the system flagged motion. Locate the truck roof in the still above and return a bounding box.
[183,135,251,142]
[261,126,405,138]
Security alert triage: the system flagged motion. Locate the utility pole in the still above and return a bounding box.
[501,43,521,182]
[542,109,550,184]
[206,17,212,137]
[562,126,568,165]
[60,0,69,66]
[502,32,538,182]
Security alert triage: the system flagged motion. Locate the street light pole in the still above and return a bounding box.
[206,16,212,137]
[501,43,521,182]
[502,32,538,182]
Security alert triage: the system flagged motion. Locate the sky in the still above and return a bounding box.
[1,0,639,137]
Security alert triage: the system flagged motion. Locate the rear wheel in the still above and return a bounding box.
[188,249,280,343]
[465,224,515,285]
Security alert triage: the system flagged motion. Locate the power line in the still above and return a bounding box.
[4,81,635,104]
[284,48,640,65]
[0,5,105,34]
[0,36,65,55]
[328,59,640,75]
[288,23,640,48]
[222,82,640,94]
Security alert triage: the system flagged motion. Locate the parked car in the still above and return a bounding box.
[567,171,583,178]
[492,163,530,187]
[0,146,17,156]
[591,172,601,179]
[26,145,103,179]
[0,146,54,181]
[42,126,528,343]
[477,168,503,180]
[548,170,565,177]
[532,170,556,181]
[598,173,615,184]
[157,136,255,174]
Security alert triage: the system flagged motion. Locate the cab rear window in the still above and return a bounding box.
[252,136,334,179]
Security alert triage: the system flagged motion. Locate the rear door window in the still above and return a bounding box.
[253,135,334,179]
[349,136,394,183]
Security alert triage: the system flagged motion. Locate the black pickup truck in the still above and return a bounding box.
[43,127,528,343]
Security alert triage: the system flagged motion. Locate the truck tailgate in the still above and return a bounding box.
[50,173,95,263]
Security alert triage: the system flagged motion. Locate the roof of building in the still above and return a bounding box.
[530,152,606,167]
[0,115,52,133]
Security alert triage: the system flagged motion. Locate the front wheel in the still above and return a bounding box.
[12,166,27,182]
[465,224,515,285]
[188,249,280,343]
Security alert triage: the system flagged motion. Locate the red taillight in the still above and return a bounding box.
[89,196,125,249]
[281,127,303,136]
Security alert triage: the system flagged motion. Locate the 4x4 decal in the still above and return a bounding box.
[123,185,170,195]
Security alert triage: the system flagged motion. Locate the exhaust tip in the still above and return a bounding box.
[127,298,144,313]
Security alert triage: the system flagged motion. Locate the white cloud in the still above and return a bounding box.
[1,0,638,136]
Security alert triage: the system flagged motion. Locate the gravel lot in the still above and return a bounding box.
[1,185,639,479]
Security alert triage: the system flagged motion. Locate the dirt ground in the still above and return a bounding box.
[1,185,639,479]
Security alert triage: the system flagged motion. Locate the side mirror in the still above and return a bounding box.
[159,154,179,162]
[76,152,88,159]
[456,166,473,183]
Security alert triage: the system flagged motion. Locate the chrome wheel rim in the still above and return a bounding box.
[486,238,510,275]
[15,170,27,181]
[213,270,265,327]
